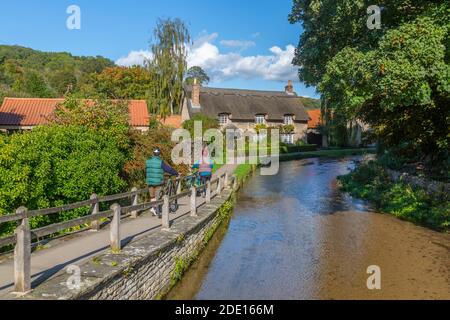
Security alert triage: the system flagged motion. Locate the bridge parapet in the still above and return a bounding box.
[0,173,237,296]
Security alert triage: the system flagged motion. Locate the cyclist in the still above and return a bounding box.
[192,147,214,198]
[146,147,178,216]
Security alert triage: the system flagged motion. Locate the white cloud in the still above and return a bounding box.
[188,32,298,83]
[116,32,299,84]
[219,40,256,50]
[193,31,219,48]
[116,50,153,67]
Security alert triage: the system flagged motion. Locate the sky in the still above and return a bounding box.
[0,0,319,98]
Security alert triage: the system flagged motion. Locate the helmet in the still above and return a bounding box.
[153,147,161,157]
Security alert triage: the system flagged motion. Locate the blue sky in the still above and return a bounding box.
[0,0,319,98]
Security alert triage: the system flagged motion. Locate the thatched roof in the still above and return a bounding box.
[184,86,309,122]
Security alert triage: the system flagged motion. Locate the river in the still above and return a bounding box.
[167,157,450,300]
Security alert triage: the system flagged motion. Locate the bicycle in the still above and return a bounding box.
[185,173,203,197]
[158,176,180,214]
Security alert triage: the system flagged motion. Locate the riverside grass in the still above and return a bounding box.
[338,161,449,231]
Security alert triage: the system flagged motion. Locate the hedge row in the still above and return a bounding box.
[280,144,318,154]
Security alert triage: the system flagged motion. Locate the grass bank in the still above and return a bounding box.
[280,148,375,162]
[234,164,256,183]
[338,161,449,231]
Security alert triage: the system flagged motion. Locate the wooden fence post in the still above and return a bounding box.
[216,176,222,195]
[206,180,211,203]
[224,172,229,189]
[177,179,182,195]
[162,196,170,230]
[14,207,31,293]
[131,187,139,219]
[190,186,197,217]
[90,194,100,231]
[110,204,121,253]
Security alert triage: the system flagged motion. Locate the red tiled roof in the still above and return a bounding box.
[0,98,149,127]
[307,109,322,129]
[127,100,149,126]
[159,115,183,129]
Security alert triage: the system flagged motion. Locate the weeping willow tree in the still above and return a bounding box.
[148,18,191,118]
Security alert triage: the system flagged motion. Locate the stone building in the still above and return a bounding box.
[181,80,310,144]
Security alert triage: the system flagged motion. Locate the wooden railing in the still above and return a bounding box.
[0,172,238,293]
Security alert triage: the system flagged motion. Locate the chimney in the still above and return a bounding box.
[285,80,295,95]
[192,78,200,106]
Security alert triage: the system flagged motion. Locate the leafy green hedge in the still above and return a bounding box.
[338,161,449,231]
[280,144,318,154]
[0,125,127,238]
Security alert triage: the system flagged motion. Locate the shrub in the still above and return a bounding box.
[280,144,318,154]
[279,124,295,134]
[182,114,219,138]
[50,95,131,150]
[339,162,449,231]
[123,127,189,188]
[0,125,127,236]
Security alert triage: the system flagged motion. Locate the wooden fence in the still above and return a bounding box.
[0,172,238,294]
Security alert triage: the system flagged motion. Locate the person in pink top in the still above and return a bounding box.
[192,147,214,197]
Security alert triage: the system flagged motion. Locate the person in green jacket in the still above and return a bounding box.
[146,147,178,216]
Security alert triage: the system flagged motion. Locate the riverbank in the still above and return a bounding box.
[338,160,449,232]
[280,147,375,162]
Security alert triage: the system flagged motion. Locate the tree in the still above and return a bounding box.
[50,95,131,150]
[0,45,114,101]
[289,0,441,87]
[79,66,155,100]
[48,68,77,95]
[23,71,53,97]
[185,66,210,86]
[290,1,449,166]
[148,18,191,118]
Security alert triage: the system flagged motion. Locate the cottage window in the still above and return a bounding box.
[255,114,266,125]
[284,115,294,125]
[218,113,230,125]
[282,134,294,144]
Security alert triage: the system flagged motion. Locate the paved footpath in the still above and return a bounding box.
[0,165,237,297]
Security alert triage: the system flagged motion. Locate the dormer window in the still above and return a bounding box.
[284,115,294,125]
[218,113,230,125]
[255,114,266,125]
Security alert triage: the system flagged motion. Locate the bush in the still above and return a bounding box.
[338,162,449,231]
[280,144,318,154]
[182,114,219,138]
[0,125,127,236]
[123,127,189,188]
[50,95,131,150]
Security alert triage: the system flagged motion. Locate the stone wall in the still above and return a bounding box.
[385,169,449,199]
[19,190,233,300]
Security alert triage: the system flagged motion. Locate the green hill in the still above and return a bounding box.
[299,96,321,110]
[0,45,114,104]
